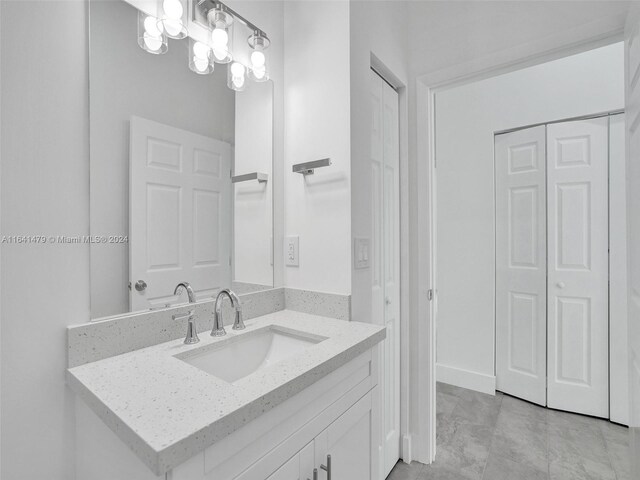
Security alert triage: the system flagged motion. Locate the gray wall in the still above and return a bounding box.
[1,2,90,479]
[89,0,235,319]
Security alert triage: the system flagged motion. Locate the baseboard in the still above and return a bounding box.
[436,363,496,395]
[401,434,412,464]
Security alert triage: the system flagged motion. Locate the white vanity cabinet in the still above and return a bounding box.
[231,391,374,480]
[76,345,380,480]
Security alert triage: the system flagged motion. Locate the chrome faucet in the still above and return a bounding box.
[211,289,245,337]
[173,282,199,344]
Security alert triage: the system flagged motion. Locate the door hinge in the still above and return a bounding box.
[427,289,434,301]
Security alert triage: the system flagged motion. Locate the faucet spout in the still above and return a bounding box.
[211,289,244,337]
[174,282,197,303]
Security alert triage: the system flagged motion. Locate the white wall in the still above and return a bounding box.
[1,2,90,479]
[283,0,352,294]
[434,43,624,391]
[89,0,235,319]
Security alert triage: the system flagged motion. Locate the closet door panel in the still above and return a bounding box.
[546,117,609,418]
[495,126,547,405]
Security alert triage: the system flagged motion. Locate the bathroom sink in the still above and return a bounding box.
[177,327,324,384]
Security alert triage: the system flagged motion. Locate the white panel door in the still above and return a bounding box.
[370,70,400,478]
[546,117,609,417]
[495,126,547,406]
[625,10,640,476]
[130,116,231,311]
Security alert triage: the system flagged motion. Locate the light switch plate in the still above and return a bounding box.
[286,236,299,267]
[354,237,370,269]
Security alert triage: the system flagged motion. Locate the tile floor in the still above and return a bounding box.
[387,382,631,480]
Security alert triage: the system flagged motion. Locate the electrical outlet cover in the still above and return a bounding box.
[286,236,299,267]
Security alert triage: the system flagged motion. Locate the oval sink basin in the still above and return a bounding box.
[176,326,325,384]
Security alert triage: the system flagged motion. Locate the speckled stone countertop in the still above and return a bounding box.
[66,310,385,475]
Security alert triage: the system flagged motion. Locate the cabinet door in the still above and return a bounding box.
[314,392,374,480]
[265,454,301,480]
[234,441,314,480]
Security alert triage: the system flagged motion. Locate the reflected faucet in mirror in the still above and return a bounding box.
[172,282,199,344]
[211,289,244,337]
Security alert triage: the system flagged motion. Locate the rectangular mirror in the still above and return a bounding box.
[89,0,274,320]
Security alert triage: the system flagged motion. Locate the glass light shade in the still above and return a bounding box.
[249,65,269,82]
[188,39,214,75]
[158,0,188,39]
[208,8,233,64]
[227,62,246,91]
[247,33,270,82]
[138,11,168,55]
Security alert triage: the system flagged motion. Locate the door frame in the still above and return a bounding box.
[416,32,625,464]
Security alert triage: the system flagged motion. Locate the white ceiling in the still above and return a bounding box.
[406,1,631,79]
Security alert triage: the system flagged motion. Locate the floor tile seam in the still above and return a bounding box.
[479,405,502,480]
[599,425,623,480]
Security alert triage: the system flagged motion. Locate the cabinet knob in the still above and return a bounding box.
[557,281,566,289]
[320,455,331,480]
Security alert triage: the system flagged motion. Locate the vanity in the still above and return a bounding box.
[68,311,385,480]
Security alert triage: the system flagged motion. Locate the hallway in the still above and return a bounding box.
[387,382,631,480]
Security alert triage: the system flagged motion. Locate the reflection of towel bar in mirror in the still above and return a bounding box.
[292,158,331,175]
[232,172,269,183]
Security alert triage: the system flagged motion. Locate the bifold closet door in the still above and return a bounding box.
[495,126,548,406]
[370,69,400,478]
[546,117,609,418]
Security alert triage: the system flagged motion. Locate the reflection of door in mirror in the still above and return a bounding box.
[129,116,232,311]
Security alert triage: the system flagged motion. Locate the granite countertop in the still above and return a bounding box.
[66,310,385,475]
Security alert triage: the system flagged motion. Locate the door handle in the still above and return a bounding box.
[135,280,147,292]
[320,455,331,480]
[308,468,318,480]
[556,282,566,289]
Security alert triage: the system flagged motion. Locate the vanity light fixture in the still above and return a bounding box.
[158,0,188,39]
[137,0,271,92]
[189,38,214,74]
[138,10,168,55]
[248,32,270,82]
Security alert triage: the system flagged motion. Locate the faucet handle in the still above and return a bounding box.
[173,310,199,345]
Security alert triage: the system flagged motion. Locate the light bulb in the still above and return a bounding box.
[230,62,245,77]
[193,56,209,73]
[250,50,265,68]
[143,16,162,37]
[162,0,183,20]
[252,66,266,80]
[162,18,183,37]
[193,41,210,60]
[232,75,245,89]
[213,48,229,61]
[144,35,163,52]
[211,28,228,48]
